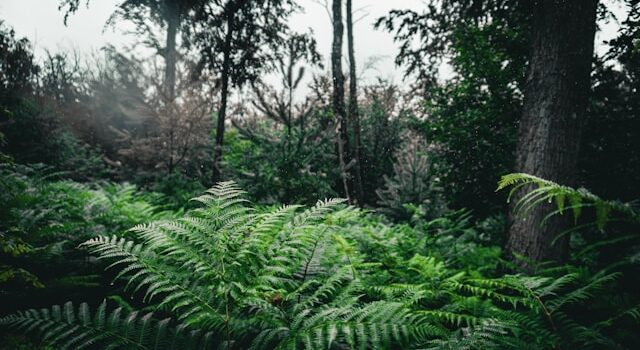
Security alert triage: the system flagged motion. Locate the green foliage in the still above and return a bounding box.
[2,300,213,350]
[3,181,638,349]
[224,124,338,205]
[2,181,435,349]
[376,135,446,222]
[0,164,173,315]
[356,79,408,205]
[497,173,639,230]
[581,2,640,203]
[412,16,526,216]
[0,23,108,180]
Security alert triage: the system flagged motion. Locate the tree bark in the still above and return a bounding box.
[212,8,235,183]
[331,0,352,202]
[346,0,364,205]
[164,6,178,101]
[506,0,598,265]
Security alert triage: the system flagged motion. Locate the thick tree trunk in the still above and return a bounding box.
[212,11,235,183]
[346,0,364,205]
[506,0,598,265]
[164,9,178,101]
[331,0,352,202]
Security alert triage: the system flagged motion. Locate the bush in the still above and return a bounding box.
[0,164,175,315]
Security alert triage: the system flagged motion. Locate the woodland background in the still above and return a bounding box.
[0,0,639,349]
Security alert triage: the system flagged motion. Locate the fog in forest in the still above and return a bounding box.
[1,1,639,349]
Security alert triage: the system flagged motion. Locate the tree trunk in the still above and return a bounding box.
[331,0,352,202]
[346,0,364,205]
[164,8,178,101]
[212,10,235,183]
[506,0,598,265]
[164,4,178,175]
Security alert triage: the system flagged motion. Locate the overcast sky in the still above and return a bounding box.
[0,0,426,84]
[0,0,626,88]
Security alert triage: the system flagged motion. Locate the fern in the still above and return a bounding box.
[497,173,639,229]
[2,181,430,349]
[0,301,213,349]
[3,179,639,349]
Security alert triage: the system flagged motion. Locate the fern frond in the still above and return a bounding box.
[497,173,639,229]
[80,235,223,327]
[0,301,213,350]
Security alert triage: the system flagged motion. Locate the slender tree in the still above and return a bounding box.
[506,0,599,265]
[346,0,364,204]
[331,0,352,202]
[213,0,243,183]
[187,0,297,182]
[163,1,180,100]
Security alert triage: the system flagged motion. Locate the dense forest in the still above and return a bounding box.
[1,0,639,348]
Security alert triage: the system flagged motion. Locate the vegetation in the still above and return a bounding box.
[1,0,639,348]
[2,179,639,349]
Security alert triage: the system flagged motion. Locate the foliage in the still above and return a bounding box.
[2,182,436,349]
[224,34,337,204]
[0,21,38,96]
[374,0,531,84]
[0,164,173,315]
[497,173,639,231]
[581,1,640,203]
[227,76,410,207]
[376,135,446,222]
[1,2,640,349]
[498,172,640,270]
[357,79,408,205]
[2,181,639,349]
[225,125,338,205]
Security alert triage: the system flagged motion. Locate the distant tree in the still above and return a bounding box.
[0,22,38,97]
[346,0,364,204]
[359,79,407,205]
[59,0,197,100]
[0,23,106,176]
[111,55,216,177]
[376,134,445,222]
[185,0,298,182]
[376,1,531,215]
[0,21,39,163]
[246,33,321,134]
[581,0,640,202]
[331,0,352,202]
[226,35,338,204]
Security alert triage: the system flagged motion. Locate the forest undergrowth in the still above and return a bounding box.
[1,165,638,349]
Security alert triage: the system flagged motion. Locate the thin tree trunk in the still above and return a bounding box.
[506,0,598,266]
[287,43,294,135]
[346,0,363,205]
[212,10,235,183]
[331,0,351,202]
[164,5,178,175]
[164,9,178,101]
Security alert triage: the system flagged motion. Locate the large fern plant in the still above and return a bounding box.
[1,181,431,349]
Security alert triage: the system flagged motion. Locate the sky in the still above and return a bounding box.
[0,0,627,89]
[0,0,424,84]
